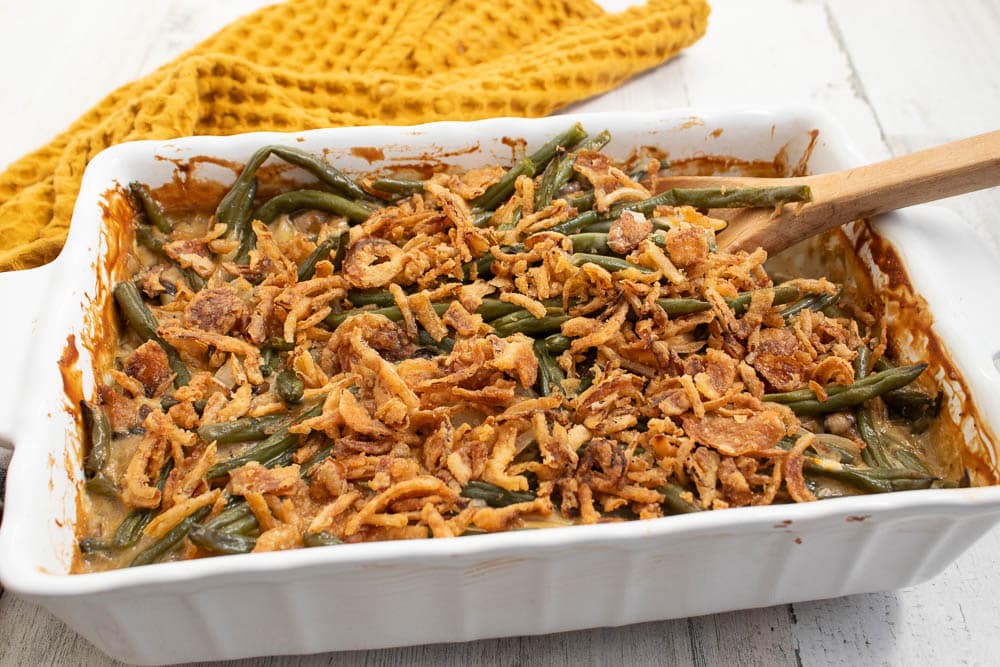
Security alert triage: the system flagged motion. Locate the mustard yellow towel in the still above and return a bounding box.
[0,0,708,271]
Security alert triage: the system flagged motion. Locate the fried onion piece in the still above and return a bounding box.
[344,476,457,536]
[785,433,817,503]
[144,489,220,539]
[343,238,404,289]
[159,325,264,385]
[183,286,245,335]
[608,210,653,255]
[253,524,304,553]
[229,462,303,497]
[123,341,173,398]
[682,405,786,457]
[471,497,554,532]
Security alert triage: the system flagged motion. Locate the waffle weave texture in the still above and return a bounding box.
[0,0,709,270]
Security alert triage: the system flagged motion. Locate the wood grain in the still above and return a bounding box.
[1,1,999,665]
[710,130,1000,253]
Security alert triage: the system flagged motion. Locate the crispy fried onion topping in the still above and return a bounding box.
[96,150,896,567]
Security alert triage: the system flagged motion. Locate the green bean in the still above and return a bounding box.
[577,129,612,153]
[417,330,456,353]
[471,158,535,211]
[534,340,565,396]
[207,403,324,478]
[81,400,111,478]
[182,269,206,292]
[565,190,596,213]
[494,315,570,337]
[129,182,172,233]
[113,281,191,387]
[570,253,654,274]
[488,306,565,330]
[543,334,572,354]
[330,229,349,271]
[114,512,152,549]
[325,298,532,330]
[113,281,160,340]
[261,447,296,469]
[659,483,702,514]
[568,233,611,255]
[252,189,372,225]
[113,460,174,548]
[780,292,840,322]
[304,531,344,547]
[189,525,256,555]
[854,350,930,472]
[538,127,605,209]
[134,224,166,257]
[79,537,113,554]
[263,145,369,200]
[765,364,926,405]
[204,503,255,531]
[802,457,938,494]
[496,205,522,233]
[260,348,280,377]
[652,285,804,317]
[768,365,928,416]
[726,284,802,315]
[579,220,631,233]
[223,146,367,214]
[297,236,339,282]
[276,369,305,404]
[656,298,713,315]
[549,210,602,236]
[221,176,259,249]
[480,298,556,321]
[609,185,813,218]
[85,473,119,498]
[219,143,371,254]
[462,253,494,279]
[347,289,397,307]
[853,346,889,468]
[883,388,939,414]
[884,445,929,474]
[534,158,562,211]
[130,506,212,567]
[198,414,286,445]
[370,177,424,195]
[472,209,494,228]
[460,480,536,507]
[528,123,588,173]
[872,355,941,421]
[225,514,261,535]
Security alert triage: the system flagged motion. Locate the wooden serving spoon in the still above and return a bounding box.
[653,130,1000,256]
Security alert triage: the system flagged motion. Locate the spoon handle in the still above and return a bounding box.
[720,129,1000,254]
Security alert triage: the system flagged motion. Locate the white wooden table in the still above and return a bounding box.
[1,1,998,664]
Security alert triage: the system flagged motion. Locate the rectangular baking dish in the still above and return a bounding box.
[2,108,1000,665]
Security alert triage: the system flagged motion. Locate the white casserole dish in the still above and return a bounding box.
[2,107,1000,665]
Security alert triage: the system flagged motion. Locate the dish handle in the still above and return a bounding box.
[0,262,59,449]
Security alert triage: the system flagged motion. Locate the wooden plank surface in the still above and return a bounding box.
[1,1,998,665]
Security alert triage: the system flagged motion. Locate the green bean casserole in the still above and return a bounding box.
[73,125,957,572]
